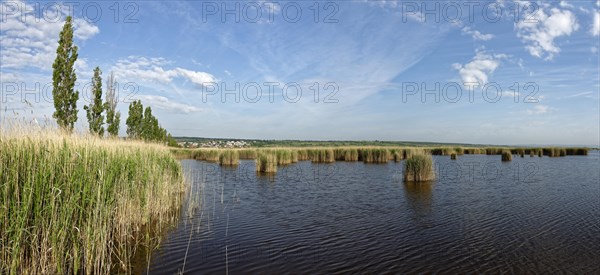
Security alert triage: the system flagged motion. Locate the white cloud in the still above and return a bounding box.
[461,26,494,41]
[0,0,99,70]
[592,12,600,36]
[112,56,179,83]
[112,56,216,86]
[527,105,550,115]
[135,95,201,114]
[515,7,579,60]
[452,50,505,87]
[559,1,574,9]
[175,68,217,86]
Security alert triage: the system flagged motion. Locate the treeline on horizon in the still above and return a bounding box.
[49,16,176,145]
[174,137,596,149]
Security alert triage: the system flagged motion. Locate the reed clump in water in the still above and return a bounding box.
[256,152,277,173]
[390,149,403,162]
[273,149,296,165]
[486,147,502,155]
[0,129,185,274]
[296,149,310,161]
[309,149,335,163]
[195,149,220,162]
[566,148,588,155]
[334,148,359,161]
[360,148,390,163]
[501,150,512,161]
[403,153,435,182]
[219,150,239,166]
[450,153,457,160]
[238,149,257,159]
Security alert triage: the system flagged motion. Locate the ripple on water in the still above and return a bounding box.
[148,153,600,274]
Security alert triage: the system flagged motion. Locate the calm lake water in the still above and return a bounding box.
[148,152,600,274]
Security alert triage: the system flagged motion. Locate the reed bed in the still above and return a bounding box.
[238,149,257,159]
[296,149,310,161]
[359,148,390,163]
[403,153,435,182]
[218,150,239,166]
[255,152,277,173]
[309,149,335,163]
[390,149,403,162]
[194,149,220,162]
[0,129,185,274]
[334,148,359,161]
[272,149,297,165]
[450,153,457,160]
[501,150,512,161]
[174,146,590,169]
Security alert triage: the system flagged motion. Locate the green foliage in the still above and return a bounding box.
[104,72,120,137]
[51,16,79,132]
[126,100,144,139]
[84,67,105,136]
[126,101,176,145]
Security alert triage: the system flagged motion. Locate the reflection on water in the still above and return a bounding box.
[148,152,600,274]
[403,181,434,221]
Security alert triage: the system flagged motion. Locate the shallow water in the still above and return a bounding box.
[148,152,600,274]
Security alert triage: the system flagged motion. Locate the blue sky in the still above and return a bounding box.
[1,0,599,145]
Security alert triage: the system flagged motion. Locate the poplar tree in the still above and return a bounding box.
[105,72,121,137]
[84,67,104,136]
[126,100,144,139]
[52,16,79,132]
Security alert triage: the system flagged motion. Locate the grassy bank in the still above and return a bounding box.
[1,130,185,274]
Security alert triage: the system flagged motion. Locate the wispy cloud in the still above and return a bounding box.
[526,104,551,115]
[592,11,600,36]
[462,26,494,41]
[135,95,201,114]
[111,56,216,86]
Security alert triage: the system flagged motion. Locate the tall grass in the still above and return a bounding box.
[0,129,185,274]
[255,152,277,173]
[218,150,239,166]
[238,149,257,159]
[309,149,335,163]
[390,149,403,162]
[359,148,390,163]
[403,153,435,182]
[271,149,297,165]
[194,149,220,162]
[334,148,359,161]
[501,150,512,161]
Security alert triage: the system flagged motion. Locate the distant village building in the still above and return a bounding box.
[179,140,249,148]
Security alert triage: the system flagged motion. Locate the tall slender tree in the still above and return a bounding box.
[126,100,144,139]
[84,67,104,136]
[125,100,178,146]
[52,16,79,132]
[105,71,121,137]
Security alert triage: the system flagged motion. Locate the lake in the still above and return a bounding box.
[148,152,600,274]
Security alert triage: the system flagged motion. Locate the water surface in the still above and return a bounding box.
[149,152,600,274]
